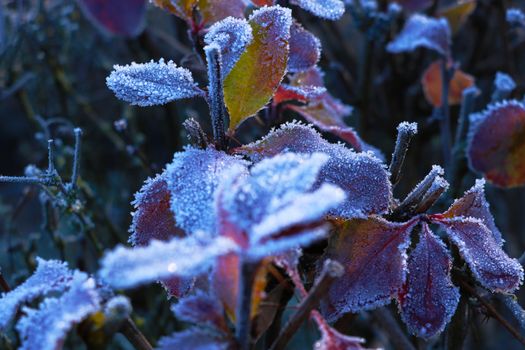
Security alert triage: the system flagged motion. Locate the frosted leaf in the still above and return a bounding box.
[204,17,253,78]
[442,179,502,244]
[166,146,249,236]
[98,233,238,289]
[157,328,230,350]
[237,122,392,218]
[321,217,418,321]
[0,258,73,330]
[282,68,381,156]
[398,223,460,339]
[290,0,345,20]
[432,217,523,292]
[171,291,227,332]
[386,15,451,57]
[106,59,203,106]
[129,173,193,298]
[219,152,345,249]
[16,273,100,350]
[273,84,327,104]
[467,100,525,187]
[288,23,321,73]
[494,72,516,93]
[507,8,525,26]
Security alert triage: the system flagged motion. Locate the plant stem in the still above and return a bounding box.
[0,270,11,292]
[71,128,82,189]
[497,294,525,331]
[236,258,259,350]
[439,58,452,171]
[457,278,525,346]
[205,45,228,150]
[445,297,468,350]
[389,122,418,187]
[120,318,153,350]
[269,260,344,350]
[371,308,416,350]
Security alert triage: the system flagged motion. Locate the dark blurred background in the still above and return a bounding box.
[0,0,524,349]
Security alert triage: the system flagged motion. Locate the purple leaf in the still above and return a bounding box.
[98,233,238,289]
[290,0,345,20]
[16,273,100,350]
[321,217,418,322]
[431,217,523,293]
[442,179,502,244]
[171,291,228,332]
[0,258,74,330]
[387,14,451,57]
[106,59,204,106]
[129,173,193,298]
[77,0,146,37]
[165,146,249,236]
[218,152,345,258]
[398,223,460,338]
[288,23,321,73]
[204,17,253,79]
[157,328,231,350]
[237,122,392,219]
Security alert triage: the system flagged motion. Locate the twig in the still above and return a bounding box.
[269,260,344,350]
[439,58,453,171]
[205,45,228,150]
[457,278,525,346]
[389,122,418,187]
[497,294,525,331]
[518,251,525,265]
[120,318,153,350]
[236,258,259,350]
[71,128,82,189]
[371,308,416,350]
[445,297,468,350]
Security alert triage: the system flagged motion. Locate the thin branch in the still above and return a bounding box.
[270,260,344,350]
[497,294,525,331]
[389,122,418,187]
[120,318,153,350]
[71,128,82,189]
[439,58,453,171]
[371,308,416,350]
[205,45,228,150]
[47,139,55,173]
[0,176,48,185]
[236,258,259,350]
[457,278,525,346]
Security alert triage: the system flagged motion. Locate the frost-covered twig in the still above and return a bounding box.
[120,318,153,350]
[71,128,82,189]
[205,45,228,150]
[389,122,417,186]
[497,294,525,331]
[269,260,344,350]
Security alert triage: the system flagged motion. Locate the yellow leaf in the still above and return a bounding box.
[438,0,476,34]
[223,6,292,132]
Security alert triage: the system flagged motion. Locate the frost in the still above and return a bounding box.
[274,84,327,104]
[16,273,100,350]
[204,17,253,78]
[106,58,203,106]
[397,121,418,136]
[165,146,249,236]
[433,217,523,293]
[171,291,227,332]
[237,122,392,218]
[98,233,238,289]
[494,72,516,93]
[0,258,73,330]
[443,179,503,244]
[506,8,525,26]
[321,217,418,322]
[129,172,193,298]
[157,328,230,350]
[218,152,345,258]
[398,223,460,339]
[290,0,345,20]
[104,295,132,320]
[288,22,321,73]
[387,14,451,57]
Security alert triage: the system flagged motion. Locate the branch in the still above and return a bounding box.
[205,45,228,150]
[269,260,344,350]
[71,128,82,189]
[389,122,418,187]
[457,278,525,346]
[120,318,153,350]
[236,258,259,350]
[439,58,453,171]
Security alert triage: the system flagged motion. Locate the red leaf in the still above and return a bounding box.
[273,84,326,105]
[321,217,418,321]
[441,179,502,244]
[398,223,459,338]
[129,174,193,298]
[77,0,146,37]
[421,60,475,107]
[431,217,523,292]
[467,100,525,188]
